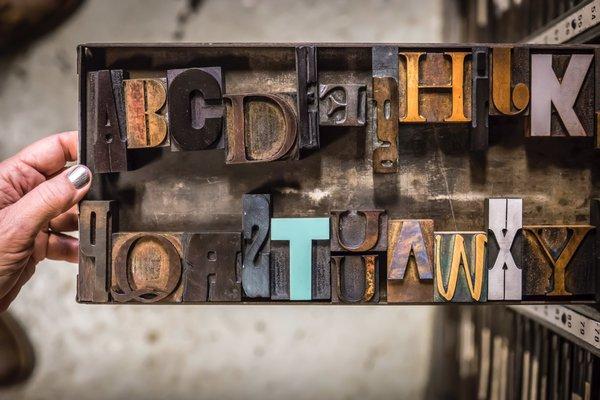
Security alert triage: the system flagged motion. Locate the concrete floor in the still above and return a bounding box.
[0,1,457,399]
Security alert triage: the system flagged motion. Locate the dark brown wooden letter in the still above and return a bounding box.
[330,210,387,253]
[225,93,298,163]
[331,255,379,304]
[182,232,242,302]
[90,70,128,173]
[78,201,116,303]
[167,67,224,150]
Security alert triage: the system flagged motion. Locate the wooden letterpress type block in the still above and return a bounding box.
[486,198,523,301]
[78,201,116,303]
[596,48,600,148]
[490,46,530,116]
[270,240,290,300]
[182,232,242,302]
[318,84,366,126]
[269,240,331,301]
[167,67,224,150]
[90,70,128,173]
[330,210,387,253]
[398,51,472,123]
[111,232,183,303]
[529,52,594,137]
[311,240,330,300]
[387,219,434,303]
[522,225,595,300]
[331,255,379,304]
[124,78,169,148]
[224,93,298,163]
[296,45,319,151]
[372,77,399,173]
[372,46,399,173]
[434,232,487,303]
[471,47,489,151]
[242,194,271,298]
[270,218,330,301]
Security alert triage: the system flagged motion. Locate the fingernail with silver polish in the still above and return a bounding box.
[67,165,91,189]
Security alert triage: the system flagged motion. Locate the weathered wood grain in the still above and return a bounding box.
[111,232,183,303]
[182,232,242,302]
[331,255,379,304]
[387,219,434,303]
[529,52,594,137]
[486,198,523,301]
[167,67,224,150]
[242,194,271,298]
[434,232,487,302]
[124,78,168,148]
[522,225,595,300]
[398,51,472,123]
[330,210,387,253]
[225,92,298,163]
[90,69,128,173]
[78,201,116,303]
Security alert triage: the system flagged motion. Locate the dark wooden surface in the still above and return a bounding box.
[79,44,600,304]
[82,45,600,235]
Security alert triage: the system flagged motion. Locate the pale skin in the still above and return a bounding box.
[0,131,91,312]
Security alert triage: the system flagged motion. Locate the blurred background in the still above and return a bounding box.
[0,1,459,399]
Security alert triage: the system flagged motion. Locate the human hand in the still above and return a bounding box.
[0,131,91,312]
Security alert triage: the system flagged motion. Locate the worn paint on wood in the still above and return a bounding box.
[330,210,387,253]
[89,69,128,173]
[490,46,530,116]
[331,255,378,304]
[78,201,116,303]
[225,93,298,163]
[167,67,224,150]
[111,232,183,303]
[270,218,330,301]
[318,83,366,126]
[529,53,594,137]
[182,232,242,302]
[486,198,523,301]
[434,232,487,302]
[522,225,595,299]
[387,219,434,303]
[124,78,168,148]
[242,194,271,298]
[398,51,472,123]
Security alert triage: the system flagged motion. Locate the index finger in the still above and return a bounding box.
[11,131,78,177]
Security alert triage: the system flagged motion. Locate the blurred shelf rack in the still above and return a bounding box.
[462,0,600,44]
[426,2,600,398]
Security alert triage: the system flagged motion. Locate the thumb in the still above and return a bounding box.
[11,165,92,237]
